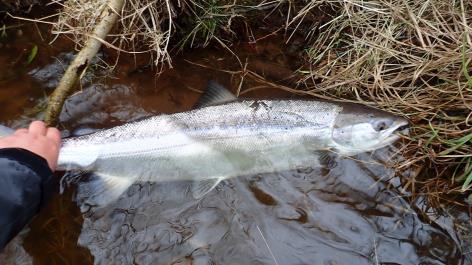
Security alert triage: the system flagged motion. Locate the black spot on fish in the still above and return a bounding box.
[249,100,270,112]
[296,167,314,174]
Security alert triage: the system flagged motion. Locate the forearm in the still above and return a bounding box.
[0,148,54,249]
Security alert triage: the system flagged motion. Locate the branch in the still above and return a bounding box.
[44,0,124,126]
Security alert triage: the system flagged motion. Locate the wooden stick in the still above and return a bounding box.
[44,0,124,125]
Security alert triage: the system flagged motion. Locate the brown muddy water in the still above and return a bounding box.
[0,22,471,265]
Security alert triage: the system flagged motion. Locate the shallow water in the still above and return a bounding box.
[0,22,470,265]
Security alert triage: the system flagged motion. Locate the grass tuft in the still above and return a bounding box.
[292,0,472,200]
[51,0,175,66]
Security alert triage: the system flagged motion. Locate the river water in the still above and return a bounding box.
[0,22,470,265]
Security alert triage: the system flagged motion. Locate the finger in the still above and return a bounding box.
[14,128,28,135]
[29,121,47,136]
[46,127,61,146]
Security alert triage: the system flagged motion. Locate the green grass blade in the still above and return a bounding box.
[438,133,472,156]
[424,122,438,147]
[26,45,38,65]
[461,168,472,191]
[0,25,6,39]
[461,37,472,90]
[455,157,471,182]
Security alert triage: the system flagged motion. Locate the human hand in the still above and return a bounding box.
[0,121,61,170]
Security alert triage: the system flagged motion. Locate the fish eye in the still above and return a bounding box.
[373,120,392,132]
[376,122,386,131]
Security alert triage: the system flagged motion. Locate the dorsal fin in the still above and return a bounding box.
[193,81,237,109]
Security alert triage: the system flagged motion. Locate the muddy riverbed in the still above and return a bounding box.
[0,22,471,265]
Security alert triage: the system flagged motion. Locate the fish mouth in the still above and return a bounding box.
[391,120,410,137]
[380,120,410,145]
[394,123,410,135]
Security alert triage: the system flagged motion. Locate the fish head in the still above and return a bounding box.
[331,103,409,155]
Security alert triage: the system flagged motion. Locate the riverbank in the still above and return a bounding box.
[2,0,471,204]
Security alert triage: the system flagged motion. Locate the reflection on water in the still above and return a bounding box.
[76,151,461,265]
[0,23,470,265]
[0,231,32,265]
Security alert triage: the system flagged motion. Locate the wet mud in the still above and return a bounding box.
[0,22,471,265]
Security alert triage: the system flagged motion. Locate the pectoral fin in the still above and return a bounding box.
[318,150,337,169]
[192,177,225,199]
[76,172,135,207]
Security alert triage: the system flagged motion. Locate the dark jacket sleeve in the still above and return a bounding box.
[0,148,54,249]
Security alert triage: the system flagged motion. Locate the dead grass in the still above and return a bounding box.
[51,0,175,66]
[48,0,282,67]
[291,0,472,201]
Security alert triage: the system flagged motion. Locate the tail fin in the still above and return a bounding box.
[0,125,15,137]
[75,172,136,207]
